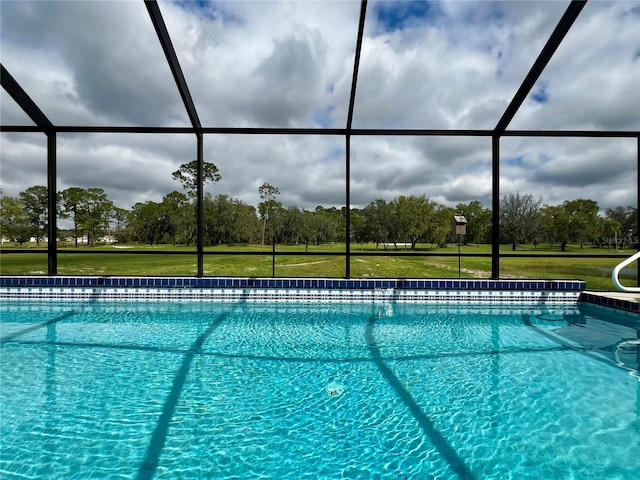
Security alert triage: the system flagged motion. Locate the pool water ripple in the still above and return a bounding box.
[1,301,638,479]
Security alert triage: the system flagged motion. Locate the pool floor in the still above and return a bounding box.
[1,301,639,479]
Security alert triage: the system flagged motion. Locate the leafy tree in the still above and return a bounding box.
[392,195,438,250]
[500,192,542,250]
[312,208,340,245]
[80,188,113,246]
[129,201,169,246]
[281,206,305,244]
[171,161,221,244]
[541,204,571,251]
[605,206,637,243]
[300,210,317,251]
[172,160,221,198]
[258,182,281,245]
[311,206,342,245]
[350,208,367,244]
[267,204,289,244]
[230,200,260,244]
[426,204,455,247]
[161,191,191,245]
[349,208,366,244]
[111,207,130,243]
[0,195,30,244]
[59,187,113,246]
[204,194,234,245]
[456,200,491,246]
[59,187,87,247]
[203,194,259,245]
[363,199,393,249]
[19,185,48,246]
[564,199,599,248]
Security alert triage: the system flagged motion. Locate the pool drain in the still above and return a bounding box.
[325,382,345,396]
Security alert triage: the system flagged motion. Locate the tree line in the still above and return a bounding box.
[0,161,637,251]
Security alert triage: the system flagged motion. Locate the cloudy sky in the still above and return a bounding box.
[1,0,639,215]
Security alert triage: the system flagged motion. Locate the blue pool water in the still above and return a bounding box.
[1,300,638,479]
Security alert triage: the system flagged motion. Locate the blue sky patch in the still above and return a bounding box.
[170,0,243,25]
[531,80,549,104]
[172,0,213,17]
[173,0,209,8]
[374,0,439,32]
[505,156,524,167]
[312,107,335,129]
[624,5,640,17]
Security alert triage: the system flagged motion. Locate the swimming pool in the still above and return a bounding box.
[1,298,638,479]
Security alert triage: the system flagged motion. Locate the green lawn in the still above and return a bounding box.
[0,242,637,291]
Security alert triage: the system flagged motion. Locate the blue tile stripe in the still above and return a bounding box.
[0,276,587,291]
[578,292,640,315]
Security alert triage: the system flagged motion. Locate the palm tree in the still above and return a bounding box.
[603,219,622,252]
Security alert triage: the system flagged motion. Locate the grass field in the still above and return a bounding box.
[1,242,637,291]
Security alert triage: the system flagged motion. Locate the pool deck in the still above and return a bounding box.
[579,290,640,314]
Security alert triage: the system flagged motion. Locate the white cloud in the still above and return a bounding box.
[0,134,49,192]
[510,1,640,131]
[160,0,359,127]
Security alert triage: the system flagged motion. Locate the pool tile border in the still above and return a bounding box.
[0,287,582,303]
[578,292,640,314]
[0,276,586,303]
[0,276,586,291]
